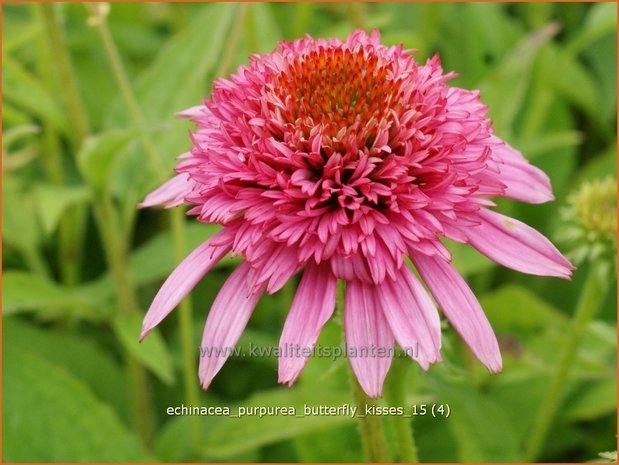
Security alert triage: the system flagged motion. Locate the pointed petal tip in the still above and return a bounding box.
[139,325,151,342]
[417,359,431,371]
[276,375,296,388]
[357,382,382,399]
[277,367,299,387]
[369,388,383,399]
[487,362,503,374]
[200,378,212,391]
[483,353,503,374]
[526,191,555,204]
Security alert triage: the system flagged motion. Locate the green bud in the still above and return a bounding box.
[559,176,616,264]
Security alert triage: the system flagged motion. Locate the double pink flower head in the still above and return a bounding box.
[140,30,573,398]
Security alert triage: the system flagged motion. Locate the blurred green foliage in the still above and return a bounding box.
[2,3,617,463]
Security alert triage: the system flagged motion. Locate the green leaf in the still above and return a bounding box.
[154,416,198,462]
[115,3,236,124]
[478,284,565,333]
[77,129,139,192]
[2,11,42,53]
[2,123,40,151]
[293,424,363,462]
[2,271,100,320]
[480,23,558,136]
[201,387,353,459]
[553,56,600,121]
[86,221,238,303]
[3,317,129,422]
[566,3,617,56]
[448,241,495,277]
[573,144,617,187]
[112,312,175,385]
[246,3,282,53]
[429,379,521,462]
[2,55,67,134]
[105,3,237,200]
[129,222,229,286]
[2,176,41,253]
[3,345,154,461]
[40,222,237,317]
[583,33,617,123]
[564,378,617,421]
[32,184,91,236]
[516,131,583,159]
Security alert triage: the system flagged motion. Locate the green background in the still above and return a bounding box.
[3,2,617,462]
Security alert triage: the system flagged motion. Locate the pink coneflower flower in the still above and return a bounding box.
[140,30,573,398]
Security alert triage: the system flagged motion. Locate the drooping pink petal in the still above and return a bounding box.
[412,253,502,373]
[378,266,442,369]
[345,280,394,398]
[199,262,264,389]
[492,140,554,204]
[138,173,193,209]
[175,105,204,119]
[278,263,336,386]
[465,208,574,279]
[140,230,231,340]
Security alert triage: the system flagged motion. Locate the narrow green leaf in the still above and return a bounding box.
[564,379,617,421]
[480,23,558,136]
[2,176,41,253]
[33,184,91,236]
[516,131,583,159]
[2,123,40,150]
[479,285,565,333]
[247,3,282,53]
[112,312,175,385]
[2,55,67,134]
[2,271,99,320]
[77,129,138,192]
[448,241,495,277]
[129,222,225,286]
[566,3,617,56]
[103,3,238,206]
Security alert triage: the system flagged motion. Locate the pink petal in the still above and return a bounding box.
[138,173,192,209]
[378,266,442,370]
[345,280,394,398]
[466,208,574,279]
[412,253,502,373]
[278,263,336,386]
[140,230,231,340]
[492,141,554,204]
[199,262,264,389]
[175,105,204,119]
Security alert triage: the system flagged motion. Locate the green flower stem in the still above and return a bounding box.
[93,195,154,446]
[42,4,154,444]
[34,5,63,185]
[350,374,392,463]
[40,4,90,286]
[347,3,368,29]
[215,3,249,77]
[385,355,419,462]
[86,3,202,444]
[524,259,610,461]
[22,246,52,279]
[40,4,90,145]
[338,282,391,463]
